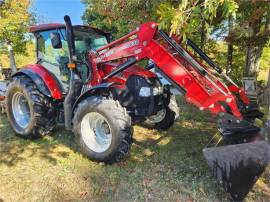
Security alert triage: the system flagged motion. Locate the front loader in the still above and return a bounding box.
[3,16,270,200]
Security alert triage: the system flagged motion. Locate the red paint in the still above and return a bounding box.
[94,22,157,63]
[23,64,63,100]
[91,60,156,87]
[28,21,251,120]
[30,24,108,34]
[30,24,65,32]
[88,53,102,86]
[91,22,249,119]
[228,85,250,105]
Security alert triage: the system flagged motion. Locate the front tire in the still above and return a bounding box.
[143,95,179,130]
[73,96,133,164]
[6,76,56,138]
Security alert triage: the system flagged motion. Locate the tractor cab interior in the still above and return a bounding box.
[35,26,108,92]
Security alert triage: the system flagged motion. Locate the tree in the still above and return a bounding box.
[0,0,31,72]
[226,14,233,75]
[157,0,240,78]
[267,69,270,137]
[262,68,270,141]
[81,0,269,84]
[225,1,270,77]
[157,0,238,39]
[242,1,270,76]
[82,0,163,38]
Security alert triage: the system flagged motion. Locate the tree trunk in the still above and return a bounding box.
[263,69,270,141]
[245,11,270,77]
[7,44,17,73]
[245,45,263,77]
[226,15,233,75]
[200,17,206,51]
[226,44,233,75]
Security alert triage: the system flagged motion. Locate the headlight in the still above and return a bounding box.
[139,86,163,97]
[139,87,151,97]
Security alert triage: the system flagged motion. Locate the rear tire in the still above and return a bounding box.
[73,96,133,164]
[143,95,179,130]
[6,76,56,138]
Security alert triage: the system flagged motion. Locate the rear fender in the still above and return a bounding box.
[72,82,115,113]
[12,65,63,100]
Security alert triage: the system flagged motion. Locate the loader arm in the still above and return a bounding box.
[93,22,260,139]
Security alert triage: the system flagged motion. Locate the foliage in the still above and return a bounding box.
[0,0,31,54]
[228,0,270,47]
[157,0,238,39]
[0,41,35,68]
[261,47,270,71]
[82,0,163,38]
[83,0,269,82]
[14,41,36,67]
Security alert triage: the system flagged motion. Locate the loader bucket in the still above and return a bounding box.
[203,141,270,201]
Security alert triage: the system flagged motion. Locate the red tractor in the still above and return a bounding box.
[6,16,179,163]
[4,16,270,200]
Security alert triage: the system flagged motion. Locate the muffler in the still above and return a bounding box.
[203,141,270,201]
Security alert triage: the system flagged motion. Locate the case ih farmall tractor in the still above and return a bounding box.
[3,16,270,200]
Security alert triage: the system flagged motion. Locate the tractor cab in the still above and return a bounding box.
[30,24,110,91]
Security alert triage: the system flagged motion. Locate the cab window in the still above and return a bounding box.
[73,28,108,53]
[37,29,68,65]
[36,29,70,91]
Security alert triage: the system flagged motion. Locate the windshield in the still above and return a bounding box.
[73,27,108,54]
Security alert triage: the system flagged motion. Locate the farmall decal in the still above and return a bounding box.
[96,50,115,62]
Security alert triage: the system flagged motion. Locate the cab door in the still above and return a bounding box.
[36,28,70,92]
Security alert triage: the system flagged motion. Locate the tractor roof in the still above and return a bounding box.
[30,23,108,35]
[30,23,65,33]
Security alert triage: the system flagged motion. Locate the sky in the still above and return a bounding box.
[31,0,85,25]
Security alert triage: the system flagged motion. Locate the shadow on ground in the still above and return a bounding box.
[0,99,269,201]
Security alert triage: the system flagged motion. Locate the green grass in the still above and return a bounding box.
[0,99,269,202]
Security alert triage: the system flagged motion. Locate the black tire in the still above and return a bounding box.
[6,76,56,138]
[142,95,179,130]
[73,96,133,164]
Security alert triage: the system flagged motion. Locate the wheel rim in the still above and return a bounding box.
[81,112,112,153]
[11,92,31,129]
[147,109,166,123]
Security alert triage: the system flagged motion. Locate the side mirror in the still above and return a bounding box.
[50,32,62,49]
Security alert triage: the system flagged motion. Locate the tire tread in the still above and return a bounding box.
[73,96,133,164]
[6,75,56,138]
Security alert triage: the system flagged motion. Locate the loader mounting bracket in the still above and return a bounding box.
[217,113,260,140]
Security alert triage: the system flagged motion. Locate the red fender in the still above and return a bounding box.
[19,64,63,100]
